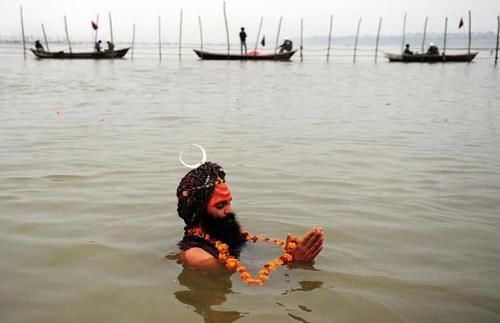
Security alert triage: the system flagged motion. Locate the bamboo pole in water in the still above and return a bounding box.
[254,16,263,52]
[223,2,230,55]
[20,6,26,59]
[326,15,333,62]
[131,23,135,59]
[41,23,50,51]
[109,12,114,45]
[443,17,448,61]
[495,16,499,65]
[401,12,407,53]
[64,16,72,53]
[179,8,183,59]
[468,10,472,56]
[375,17,382,63]
[421,16,428,53]
[158,16,162,60]
[198,16,204,51]
[94,14,99,51]
[353,17,361,63]
[300,18,304,62]
[274,16,283,56]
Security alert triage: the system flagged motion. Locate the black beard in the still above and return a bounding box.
[200,212,245,256]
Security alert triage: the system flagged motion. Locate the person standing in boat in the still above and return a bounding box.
[34,40,44,51]
[403,44,413,55]
[426,43,439,55]
[95,40,102,52]
[239,27,247,55]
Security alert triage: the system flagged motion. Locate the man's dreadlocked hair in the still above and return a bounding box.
[176,161,226,227]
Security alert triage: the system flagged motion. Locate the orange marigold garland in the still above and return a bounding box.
[187,227,300,286]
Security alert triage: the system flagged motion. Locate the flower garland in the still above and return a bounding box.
[187,227,300,286]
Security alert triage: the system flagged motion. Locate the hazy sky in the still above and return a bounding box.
[2,0,499,43]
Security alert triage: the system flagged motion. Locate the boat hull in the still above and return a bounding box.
[30,47,130,59]
[193,49,297,61]
[385,52,478,63]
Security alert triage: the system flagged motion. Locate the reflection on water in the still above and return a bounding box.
[168,248,325,323]
[282,280,324,295]
[175,268,247,323]
[278,280,324,323]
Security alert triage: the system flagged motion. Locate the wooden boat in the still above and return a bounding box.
[193,49,297,61]
[30,47,130,59]
[385,52,478,63]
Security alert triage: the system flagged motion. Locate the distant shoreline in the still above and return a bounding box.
[1,32,497,47]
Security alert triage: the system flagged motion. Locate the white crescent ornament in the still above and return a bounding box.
[179,144,207,169]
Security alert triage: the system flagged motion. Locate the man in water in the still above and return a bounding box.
[239,27,247,55]
[177,162,324,270]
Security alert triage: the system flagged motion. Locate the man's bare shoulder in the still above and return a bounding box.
[181,247,222,271]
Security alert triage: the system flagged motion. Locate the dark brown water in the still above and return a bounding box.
[1,46,499,322]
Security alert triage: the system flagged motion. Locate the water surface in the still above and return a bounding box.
[1,46,499,322]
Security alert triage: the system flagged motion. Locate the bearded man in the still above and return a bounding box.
[177,162,324,271]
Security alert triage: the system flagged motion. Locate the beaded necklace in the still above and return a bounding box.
[187,227,300,286]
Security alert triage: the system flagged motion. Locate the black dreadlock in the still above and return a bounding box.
[176,162,226,227]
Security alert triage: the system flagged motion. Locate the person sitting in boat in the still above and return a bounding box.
[95,40,102,52]
[403,44,413,55]
[35,40,44,51]
[106,41,115,52]
[426,42,439,55]
[278,38,293,53]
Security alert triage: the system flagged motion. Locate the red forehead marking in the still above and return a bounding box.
[208,183,232,206]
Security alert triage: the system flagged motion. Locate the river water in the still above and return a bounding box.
[1,45,499,323]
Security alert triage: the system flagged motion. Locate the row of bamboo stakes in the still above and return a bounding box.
[19,5,500,64]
